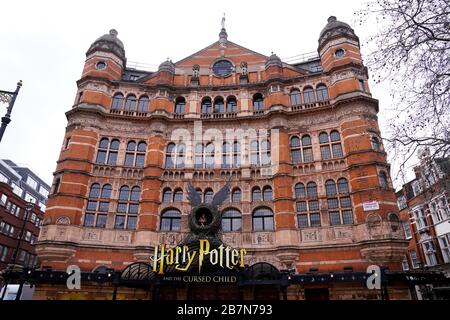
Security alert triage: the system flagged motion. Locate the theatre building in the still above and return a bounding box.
[29,16,416,300]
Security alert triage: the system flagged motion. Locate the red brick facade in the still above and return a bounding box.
[35,16,410,299]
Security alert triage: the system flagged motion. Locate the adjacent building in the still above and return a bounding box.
[0,160,50,270]
[396,150,450,290]
[34,16,411,300]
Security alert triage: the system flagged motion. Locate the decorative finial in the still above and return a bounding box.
[327,16,337,23]
[221,13,226,30]
[17,80,23,87]
[109,29,118,36]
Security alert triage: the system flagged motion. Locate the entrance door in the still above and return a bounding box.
[304,288,330,300]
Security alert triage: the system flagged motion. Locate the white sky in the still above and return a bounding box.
[0,0,409,189]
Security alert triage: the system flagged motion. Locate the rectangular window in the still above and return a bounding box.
[359,79,365,91]
[136,154,145,167]
[422,241,437,266]
[108,151,118,165]
[342,210,354,224]
[0,171,8,183]
[310,213,321,227]
[124,153,134,166]
[397,196,407,210]
[402,256,410,271]
[332,144,343,158]
[308,200,319,211]
[129,204,139,214]
[87,201,97,211]
[410,251,419,269]
[25,193,36,204]
[39,186,49,198]
[296,201,307,212]
[292,150,302,163]
[96,150,107,164]
[303,148,313,162]
[340,197,352,208]
[115,215,126,229]
[98,202,109,212]
[12,183,22,197]
[26,176,38,190]
[0,245,8,262]
[328,198,339,209]
[0,194,7,206]
[117,203,127,213]
[127,216,137,230]
[329,211,341,225]
[320,145,332,160]
[297,214,309,228]
[402,221,412,239]
[96,214,107,228]
[84,213,95,227]
[439,234,450,263]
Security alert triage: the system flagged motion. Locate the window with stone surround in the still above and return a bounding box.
[252,93,264,111]
[429,194,450,224]
[226,96,237,113]
[222,141,241,168]
[201,97,212,114]
[290,135,313,163]
[231,188,241,203]
[84,183,112,228]
[250,140,271,167]
[252,207,274,231]
[95,138,119,165]
[439,233,450,263]
[214,96,225,113]
[138,95,149,112]
[165,143,185,169]
[124,140,147,167]
[111,93,124,109]
[222,208,242,232]
[316,84,329,101]
[124,94,137,111]
[174,96,185,114]
[290,89,302,106]
[160,208,181,231]
[162,188,172,203]
[319,130,343,160]
[303,86,316,104]
[326,178,353,225]
[115,185,140,230]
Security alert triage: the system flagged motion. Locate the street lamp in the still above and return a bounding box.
[0,80,23,143]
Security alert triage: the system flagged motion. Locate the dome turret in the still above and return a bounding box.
[86,29,126,62]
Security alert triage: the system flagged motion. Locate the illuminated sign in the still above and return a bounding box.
[152,239,247,274]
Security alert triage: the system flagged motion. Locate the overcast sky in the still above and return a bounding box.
[0,0,409,189]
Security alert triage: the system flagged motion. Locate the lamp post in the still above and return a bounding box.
[0,80,23,143]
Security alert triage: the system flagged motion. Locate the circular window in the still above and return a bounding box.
[96,61,107,70]
[212,60,233,77]
[335,49,345,58]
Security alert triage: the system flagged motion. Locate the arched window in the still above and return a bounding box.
[173,189,183,202]
[160,209,181,231]
[124,94,137,111]
[316,84,329,101]
[204,188,214,203]
[226,96,237,113]
[232,141,241,167]
[162,188,172,203]
[371,136,381,151]
[306,182,317,197]
[214,97,225,113]
[297,197,320,228]
[252,187,262,202]
[290,89,302,106]
[252,93,264,111]
[290,137,301,163]
[115,185,140,230]
[201,97,212,114]
[327,179,353,226]
[303,87,316,104]
[263,186,273,201]
[232,188,241,203]
[101,184,112,199]
[111,93,124,109]
[295,183,306,198]
[320,131,343,160]
[194,144,204,169]
[337,178,349,194]
[165,143,176,168]
[138,96,149,112]
[84,183,111,228]
[205,143,215,169]
[253,207,274,231]
[325,180,337,196]
[379,171,388,189]
[222,209,242,232]
[175,97,186,114]
[124,140,146,167]
[290,135,313,163]
[95,138,119,165]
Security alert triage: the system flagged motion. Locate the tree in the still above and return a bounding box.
[356,0,450,183]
